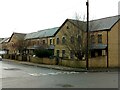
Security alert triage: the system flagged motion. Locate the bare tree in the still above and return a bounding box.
[14,40,28,55]
[62,14,98,60]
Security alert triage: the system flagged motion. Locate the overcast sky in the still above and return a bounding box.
[0,0,119,38]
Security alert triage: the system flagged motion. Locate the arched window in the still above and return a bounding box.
[70,36,74,43]
[62,37,65,44]
[70,50,74,59]
[78,35,81,43]
[62,50,65,58]
[56,38,59,44]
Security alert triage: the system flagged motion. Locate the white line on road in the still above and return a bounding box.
[28,71,79,77]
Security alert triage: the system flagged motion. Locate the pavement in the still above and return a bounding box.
[2,59,118,72]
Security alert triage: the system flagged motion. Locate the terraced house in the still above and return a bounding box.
[89,15,120,67]
[24,27,59,55]
[0,37,10,55]
[7,32,26,55]
[54,19,86,60]
[0,38,4,51]
[2,15,120,68]
[53,15,120,68]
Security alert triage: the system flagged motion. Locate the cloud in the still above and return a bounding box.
[0,0,119,38]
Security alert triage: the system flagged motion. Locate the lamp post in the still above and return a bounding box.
[86,0,89,70]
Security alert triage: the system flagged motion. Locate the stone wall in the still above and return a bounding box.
[2,54,117,68]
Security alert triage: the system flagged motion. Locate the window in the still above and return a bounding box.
[98,34,102,43]
[33,41,36,46]
[53,39,55,45]
[102,50,106,56]
[62,37,65,44]
[70,51,74,59]
[70,36,74,43]
[97,50,102,56]
[37,40,39,45]
[43,40,45,44]
[62,50,65,58]
[78,35,81,43]
[50,39,52,45]
[91,50,102,57]
[67,26,69,29]
[91,50,95,58]
[56,50,60,57]
[91,35,95,44]
[56,38,59,44]
[28,41,31,45]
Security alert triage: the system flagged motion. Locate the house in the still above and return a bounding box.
[54,15,120,68]
[7,32,26,55]
[0,38,4,50]
[2,15,119,68]
[24,27,59,55]
[0,37,10,55]
[54,19,86,59]
[89,15,120,67]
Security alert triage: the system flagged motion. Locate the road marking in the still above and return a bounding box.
[48,72,59,75]
[3,67,21,70]
[28,73,48,76]
[28,71,79,77]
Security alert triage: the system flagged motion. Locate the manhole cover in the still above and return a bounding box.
[56,84,74,87]
[3,67,21,70]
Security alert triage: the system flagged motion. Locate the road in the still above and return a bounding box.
[0,59,118,88]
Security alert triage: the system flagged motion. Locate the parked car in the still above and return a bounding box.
[0,56,2,61]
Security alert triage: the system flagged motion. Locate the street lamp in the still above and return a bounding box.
[86,0,89,70]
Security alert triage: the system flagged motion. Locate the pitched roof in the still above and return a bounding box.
[8,32,26,42]
[54,19,86,36]
[69,19,86,30]
[54,15,120,36]
[24,27,59,40]
[69,15,120,32]
[89,15,120,31]
[0,38,4,42]
[14,33,26,40]
[0,38,10,44]
[68,19,84,26]
[23,15,120,40]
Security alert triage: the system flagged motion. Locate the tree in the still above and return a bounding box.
[14,40,28,55]
[62,14,98,60]
[34,49,53,58]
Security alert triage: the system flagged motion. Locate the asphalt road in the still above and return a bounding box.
[0,60,118,88]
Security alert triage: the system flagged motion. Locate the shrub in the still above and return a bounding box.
[34,49,53,58]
